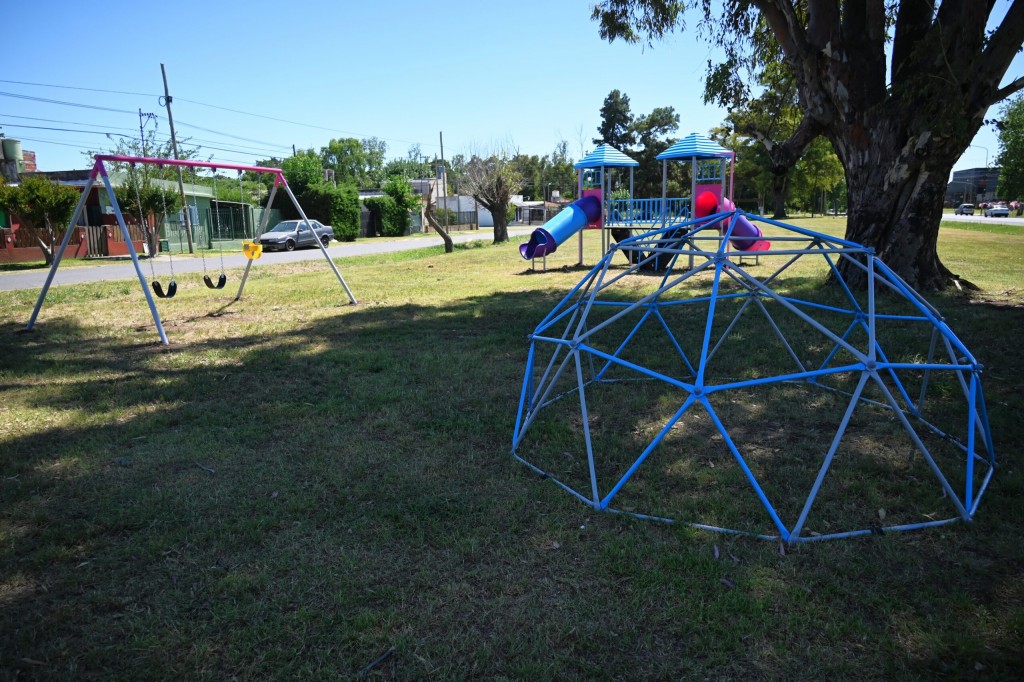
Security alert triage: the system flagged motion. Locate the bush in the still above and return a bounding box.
[300,183,360,241]
[433,207,457,225]
[506,203,516,224]
[364,195,408,237]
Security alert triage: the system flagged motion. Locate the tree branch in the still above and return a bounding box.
[990,75,1024,106]
[975,0,1024,102]
[749,0,804,58]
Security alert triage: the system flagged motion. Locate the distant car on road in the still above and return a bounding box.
[258,220,333,251]
[954,203,974,216]
[985,204,1010,218]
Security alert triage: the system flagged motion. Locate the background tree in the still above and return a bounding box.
[995,94,1024,204]
[281,150,323,194]
[383,144,435,180]
[83,126,203,177]
[548,140,578,201]
[460,150,524,243]
[630,104,680,197]
[791,137,845,216]
[273,150,359,238]
[0,176,80,265]
[592,0,1024,290]
[723,61,820,217]
[113,168,181,257]
[319,137,388,188]
[594,89,636,148]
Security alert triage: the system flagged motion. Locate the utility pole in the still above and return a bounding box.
[160,63,194,253]
[439,131,449,231]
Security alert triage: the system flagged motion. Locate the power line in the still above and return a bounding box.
[0,122,134,138]
[1,78,437,161]
[0,113,136,132]
[174,118,292,151]
[0,91,136,115]
[174,96,434,148]
[0,79,156,98]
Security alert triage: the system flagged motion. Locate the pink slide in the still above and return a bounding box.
[694,191,770,252]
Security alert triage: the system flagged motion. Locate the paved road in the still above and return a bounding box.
[940,213,1024,226]
[4,216,1018,293]
[0,227,534,292]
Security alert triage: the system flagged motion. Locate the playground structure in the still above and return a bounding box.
[25,155,357,345]
[511,208,994,544]
[520,134,761,268]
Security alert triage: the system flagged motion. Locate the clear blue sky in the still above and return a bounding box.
[3,1,1019,179]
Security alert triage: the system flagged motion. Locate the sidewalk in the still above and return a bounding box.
[0,227,534,292]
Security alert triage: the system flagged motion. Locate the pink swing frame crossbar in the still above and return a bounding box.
[25,154,357,346]
[93,154,285,179]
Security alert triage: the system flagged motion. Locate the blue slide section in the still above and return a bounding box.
[520,196,602,260]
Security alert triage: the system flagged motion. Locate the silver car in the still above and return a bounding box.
[258,220,333,251]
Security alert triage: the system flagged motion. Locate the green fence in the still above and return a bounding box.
[160,207,280,254]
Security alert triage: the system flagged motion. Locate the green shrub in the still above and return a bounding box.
[433,207,457,225]
[364,195,403,237]
[300,183,360,241]
[506,203,516,224]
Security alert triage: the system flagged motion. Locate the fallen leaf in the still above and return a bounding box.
[720,577,736,589]
[878,508,886,521]
[713,544,720,560]
[550,540,561,550]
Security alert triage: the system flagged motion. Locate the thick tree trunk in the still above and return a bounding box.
[771,173,788,219]
[492,206,509,244]
[834,119,966,291]
[147,216,160,259]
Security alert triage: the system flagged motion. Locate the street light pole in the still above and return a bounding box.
[970,144,989,169]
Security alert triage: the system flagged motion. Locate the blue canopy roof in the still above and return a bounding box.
[656,133,732,160]
[574,143,639,169]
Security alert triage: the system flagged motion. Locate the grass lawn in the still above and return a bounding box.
[1,222,1022,679]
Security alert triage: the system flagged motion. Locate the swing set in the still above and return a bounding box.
[25,154,357,345]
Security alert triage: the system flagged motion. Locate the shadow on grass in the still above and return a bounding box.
[0,277,1022,679]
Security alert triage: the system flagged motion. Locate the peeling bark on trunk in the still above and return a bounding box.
[827,103,979,291]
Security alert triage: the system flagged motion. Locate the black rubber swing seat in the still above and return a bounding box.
[152,280,177,298]
[203,273,227,290]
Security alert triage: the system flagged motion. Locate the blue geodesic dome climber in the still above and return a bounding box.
[511,209,995,544]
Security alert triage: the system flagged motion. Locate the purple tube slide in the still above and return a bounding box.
[719,197,767,252]
[520,196,602,260]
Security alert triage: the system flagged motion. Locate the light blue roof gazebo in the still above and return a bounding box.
[656,133,735,222]
[574,143,639,261]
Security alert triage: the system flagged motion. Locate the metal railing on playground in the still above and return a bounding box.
[607,198,691,226]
